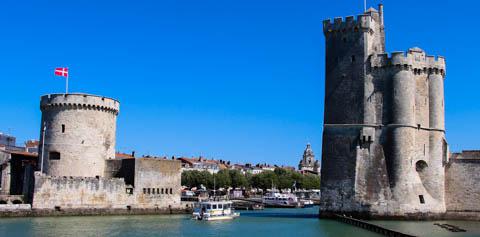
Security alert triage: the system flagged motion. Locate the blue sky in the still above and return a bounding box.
[0,0,478,166]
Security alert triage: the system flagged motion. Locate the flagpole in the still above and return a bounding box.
[364,0,367,12]
[66,68,69,94]
[40,122,46,173]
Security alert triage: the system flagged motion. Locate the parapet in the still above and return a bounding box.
[323,15,373,35]
[370,47,446,75]
[34,172,126,185]
[323,6,382,36]
[40,93,120,115]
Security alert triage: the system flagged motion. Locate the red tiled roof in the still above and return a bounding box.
[25,140,39,147]
[2,150,38,158]
[115,152,135,159]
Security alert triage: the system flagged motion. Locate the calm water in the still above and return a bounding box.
[1,207,479,237]
[0,207,378,237]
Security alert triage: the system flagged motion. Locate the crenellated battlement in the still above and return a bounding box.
[40,93,120,115]
[371,48,446,75]
[323,5,383,36]
[323,14,374,35]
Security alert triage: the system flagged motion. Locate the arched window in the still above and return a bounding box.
[415,160,428,172]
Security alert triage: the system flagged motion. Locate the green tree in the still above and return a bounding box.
[251,171,278,190]
[229,170,248,188]
[214,169,231,189]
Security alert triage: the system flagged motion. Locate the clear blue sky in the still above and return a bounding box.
[0,0,478,166]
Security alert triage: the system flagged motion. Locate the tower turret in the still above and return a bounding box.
[39,93,120,177]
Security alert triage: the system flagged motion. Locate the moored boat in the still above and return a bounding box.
[262,192,299,208]
[300,199,314,208]
[192,200,240,221]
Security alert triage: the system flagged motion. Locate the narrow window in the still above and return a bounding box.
[147,188,151,194]
[161,188,164,194]
[49,152,61,160]
[351,55,356,62]
[157,188,159,194]
[170,188,173,194]
[61,124,65,133]
[419,195,425,204]
[143,188,146,194]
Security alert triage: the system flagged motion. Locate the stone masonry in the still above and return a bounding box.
[319,5,448,218]
[31,93,182,212]
[39,94,119,177]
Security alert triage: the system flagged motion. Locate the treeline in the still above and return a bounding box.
[181,168,320,190]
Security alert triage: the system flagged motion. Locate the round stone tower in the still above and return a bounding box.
[38,93,120,177]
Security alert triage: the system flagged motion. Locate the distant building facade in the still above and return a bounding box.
[178,157,228,174]
[298,144,320,174]
[0,133,16,148]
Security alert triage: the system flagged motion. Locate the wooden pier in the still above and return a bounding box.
[334,214,416,237]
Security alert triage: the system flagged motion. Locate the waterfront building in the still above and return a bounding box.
[0,133,16,148]
[178,157,225,174]
[0,150,37,203]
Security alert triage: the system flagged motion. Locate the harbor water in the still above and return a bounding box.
[1,207,480,237]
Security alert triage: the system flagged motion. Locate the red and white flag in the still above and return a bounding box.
[54,67,69,77]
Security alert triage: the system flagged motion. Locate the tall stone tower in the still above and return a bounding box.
[320,5,447,218]
[39,93,120,177]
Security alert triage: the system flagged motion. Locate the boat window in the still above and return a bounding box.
[218,204,223,209]
[207,204,211,209]
[212,204,217,209]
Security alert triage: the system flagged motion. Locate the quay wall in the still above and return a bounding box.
[32,172,132,210]
[0,207,190,218]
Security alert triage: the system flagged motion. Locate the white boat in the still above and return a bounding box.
[192,200,240,221]
[300,199,314,208]
[262,192,299,208]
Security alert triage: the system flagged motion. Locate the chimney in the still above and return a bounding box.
[131,151,136,157]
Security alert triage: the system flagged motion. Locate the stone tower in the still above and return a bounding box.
[320,5,447,218]
[39,93,120,177]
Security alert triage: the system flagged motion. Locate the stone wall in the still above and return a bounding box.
[32,158,182,210]
[0,152,10,195]
[445,152,480,212]
[133,158,182,209]
[32,172,132,209]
